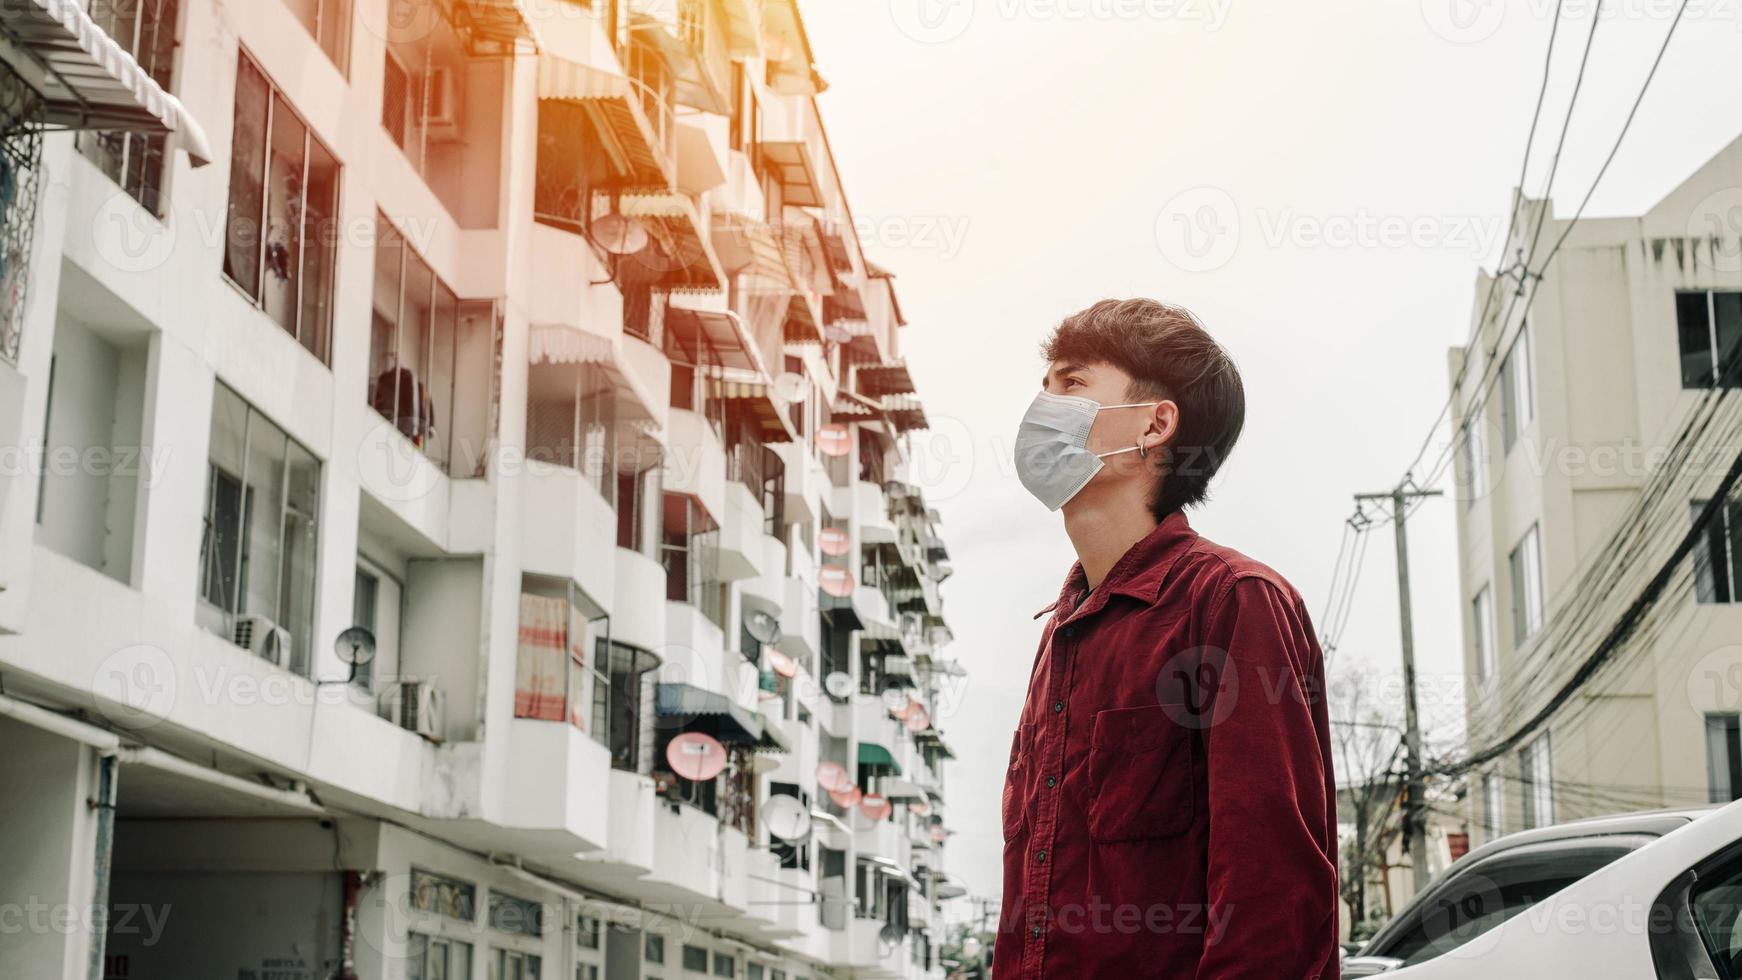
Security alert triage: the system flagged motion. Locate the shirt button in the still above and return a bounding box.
[1036,850,1047,863]
[1063,626,1076,637]
[1046,775,1057,788]
[1030,927,1042,939]
[1052,701,1064,713]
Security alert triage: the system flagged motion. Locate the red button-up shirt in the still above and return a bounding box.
[995,513,1338,979]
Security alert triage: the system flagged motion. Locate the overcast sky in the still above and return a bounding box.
[797,0,1742,915]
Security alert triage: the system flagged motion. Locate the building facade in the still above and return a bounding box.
[0,2,964,978]
[1452,136,1742,844]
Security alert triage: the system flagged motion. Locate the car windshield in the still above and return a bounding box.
[1370,841,1640,967]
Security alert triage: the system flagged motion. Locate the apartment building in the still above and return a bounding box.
[1451,135,1742,845]
[0,2,965,978]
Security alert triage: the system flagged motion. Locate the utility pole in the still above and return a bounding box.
[1353,482,1441,896]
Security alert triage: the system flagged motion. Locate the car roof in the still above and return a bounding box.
[1456,805,1717,868]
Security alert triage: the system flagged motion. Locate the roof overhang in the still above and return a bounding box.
[1,0,214,165]
[665,305,761,373]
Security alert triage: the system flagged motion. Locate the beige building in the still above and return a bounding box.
[1451,136,1742,845]
[0,1,964,978]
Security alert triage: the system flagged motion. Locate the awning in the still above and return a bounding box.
[525,323,660,426]
[883,655,917,683]
[717,0,764,57]
[820,594,864,632]
[538,56,671,191]
[711,217,796,293]
[665,306,760,373]
[2,0,214,166]
[817,220,854,272]
[831,391,877,419]
[884,393,930,433]
[656,682,764,746]
[784,293,823,345]
[709,377,796,443]
[631,12,726,115]
[856,363,915,398]
[878,778,925,801]
[619,193,726,293]
[857,741,902,777]
[824,284,867,325]
[451,0,542,55]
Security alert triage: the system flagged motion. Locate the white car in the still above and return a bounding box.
[1360,799,1742,978]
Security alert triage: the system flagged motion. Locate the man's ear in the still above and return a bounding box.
[1142,401,1180,458]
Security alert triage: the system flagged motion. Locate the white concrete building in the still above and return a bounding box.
[1451,135,1742,845]
[0,2,964,978]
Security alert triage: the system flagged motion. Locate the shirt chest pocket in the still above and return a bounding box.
[1001,722,1034,841]
[1086,705,1195,843]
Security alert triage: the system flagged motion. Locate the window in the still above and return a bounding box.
[223,52,341,362]
[1472,586,1496,684]
[489,949,542,980]
[369,212,496,476]
[598,641,655,772]
[487,893,544,937]
[198,384,321,676]
[712,953,736,978]
[1481,770,1502,839]
[1708,714,1742,803]
[1686,847,1742,975]
[351,567,379,690]
[682,945,709,972]
[407,933,473,980]
[79,0,182,214]
[1459,411,1487,506]
[662,492,722,622]
[1677,290,1742,389]
[284,0,352,71]
[1519,734,1553,830]
[645,933,665,964]
[1497,325,1533,453]
[1693,499,1742,604]
[408,868,477,921]
[576,966,599,980]
[576,914,600,949]
[1508,524,1543,647]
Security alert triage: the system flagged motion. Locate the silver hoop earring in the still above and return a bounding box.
[1137,441,1147,459]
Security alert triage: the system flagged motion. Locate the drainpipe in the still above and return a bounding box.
[86,752,118,980]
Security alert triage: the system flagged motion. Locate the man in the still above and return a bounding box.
[995,299,1338,979]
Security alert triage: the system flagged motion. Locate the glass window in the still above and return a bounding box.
[682,945,708,972]
[197,384,321,675]
[1460,411,1486,507]
[407,933,473,980]
[711,953,735,977]
[1519,734,1554,830]
[1708,714,1742,803]
[79,0,182,214]
[369,212,494,475]
[1481,770,1502,839]
[1693,500,1742,604]
[1678,290,1742,389]
[645,934,665,964]
[1472,585,1495,684]
[489,949,541,980]
[1498,325,1533,453]
[1508,525,1543,647]
[487,893,544,937]
[1689,849,1742,974]
[222,51,341,362]
[576,914,600,949]
[282,0,352,70]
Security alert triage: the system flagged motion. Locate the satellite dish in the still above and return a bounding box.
[960,935,982,957]
[768,649,799,679]
[824,672,855,699]
[665,732,727,781]
[762,795,813,841]
[818,526,851,556]
[815,760,852,792]
[817,423,852,457]
[819,565,856,599]
[828,785,863,808]
[880,688,909,712]
[334,626,377,666]
[929,825,949,843]
[825,323,853,344]
[745,610,782,646]
[878,922,904,948]
[859,794,892,821]
[773,372,807,402]
[908,799,931,817]
[904,710,930,733]
[591,212,650,256]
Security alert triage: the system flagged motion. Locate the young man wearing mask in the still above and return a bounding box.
[995,299,1338,979]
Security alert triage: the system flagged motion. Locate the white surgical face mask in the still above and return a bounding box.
[1014,391,1159,510]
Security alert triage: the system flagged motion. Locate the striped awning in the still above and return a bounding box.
[712,216,795,293]
[708,376,796,443]
[656,682,763,746]
[538,56,671,191]
[884,392,930,432]
[452,0,541,54]
[857,741,902,777]
[620,193,726,293]
[856,362,915,398]
[2,0,214,165]
[666,306,759,373]
[526,324,659,425]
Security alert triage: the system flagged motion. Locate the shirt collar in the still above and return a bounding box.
[1034,511,1200,620]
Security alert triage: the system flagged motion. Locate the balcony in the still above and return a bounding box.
[717,479,768,582]
[499,716,613,852]
[777,575,820,665]
[851,480,896,545]
[773,439,829,529]
[520,464,619,615]
[613,546,669,650]
[664,408,728,524]
[759,93,827,208]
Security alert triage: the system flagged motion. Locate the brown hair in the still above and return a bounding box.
[1041,299,1245,518]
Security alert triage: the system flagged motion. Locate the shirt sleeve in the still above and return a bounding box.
[1194,576,1339,980]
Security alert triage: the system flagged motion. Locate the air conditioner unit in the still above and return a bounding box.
[426,65,462,142]
[233,615,291,668]
[380,679,446,743]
